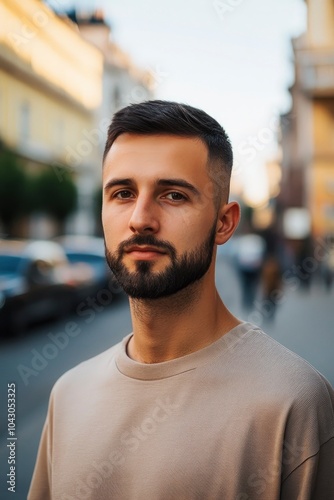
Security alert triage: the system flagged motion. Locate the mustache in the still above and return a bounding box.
[117,235,177,259]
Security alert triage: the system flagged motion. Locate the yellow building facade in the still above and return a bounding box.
[280,0,334,238]
[0,0,103,235]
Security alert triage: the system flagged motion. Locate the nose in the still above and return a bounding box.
[128,195,160,234]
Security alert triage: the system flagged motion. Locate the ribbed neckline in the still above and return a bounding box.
[115,322,255,380]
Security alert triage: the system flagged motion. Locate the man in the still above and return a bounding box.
[29,101,334,499]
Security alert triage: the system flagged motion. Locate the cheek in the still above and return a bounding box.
[178,213,210,237]
[102,206,135,254]
[175,203,213,233]
[101,208,110,237]
[102,203,126,229]
[169,220,207,253]
[102,207,121,243]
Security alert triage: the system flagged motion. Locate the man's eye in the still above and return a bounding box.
[114,190,133,199]
[165,192,186,201]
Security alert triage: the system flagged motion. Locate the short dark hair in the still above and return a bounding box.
[103,100,233,203]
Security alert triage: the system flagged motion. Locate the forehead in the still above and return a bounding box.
[103,133,210,185]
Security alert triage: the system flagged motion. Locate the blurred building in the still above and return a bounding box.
[0,0,103,236]
[68,9,154,160]
[280,0,334,239]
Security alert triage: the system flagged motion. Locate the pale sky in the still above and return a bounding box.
[48,0,307,204]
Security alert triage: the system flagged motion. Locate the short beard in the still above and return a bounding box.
[105,223,217,300]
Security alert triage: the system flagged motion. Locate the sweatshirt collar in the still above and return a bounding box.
[115,322,255,380]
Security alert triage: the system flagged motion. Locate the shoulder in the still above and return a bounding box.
[247,324,334,424]
[51,335,129,398]
[242,324,331,386]
[233,324,334,469]
[234,323,334,413]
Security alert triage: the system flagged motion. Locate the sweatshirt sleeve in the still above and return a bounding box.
[280,437,334,499]
[27,393,54,500]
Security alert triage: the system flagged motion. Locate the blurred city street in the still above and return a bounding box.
[0,254,333,499]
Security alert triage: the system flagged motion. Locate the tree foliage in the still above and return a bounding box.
[94,185,103,235]
[32,166,77,222]
[0,145,29,232]
[0,143,78,235]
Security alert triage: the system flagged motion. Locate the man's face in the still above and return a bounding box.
[102,134,219,299]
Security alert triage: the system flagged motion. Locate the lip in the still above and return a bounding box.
[126,245,167,254]
[125,246,167,260]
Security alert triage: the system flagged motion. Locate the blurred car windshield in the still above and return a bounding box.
[66,252,104,265]
[0,255,22,274]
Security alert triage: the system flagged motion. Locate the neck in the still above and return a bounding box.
[127,269,240,363]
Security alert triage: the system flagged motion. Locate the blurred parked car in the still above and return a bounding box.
[55,235,121,302]
[0,240,94,336]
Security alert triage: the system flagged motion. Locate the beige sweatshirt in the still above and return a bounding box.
[28,322,334,499]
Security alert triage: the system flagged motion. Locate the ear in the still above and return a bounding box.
[215,201,240,245]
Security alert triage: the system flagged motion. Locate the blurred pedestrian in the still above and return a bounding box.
[29,101,334,500]
[295,235,314,291]
[258,225,283,322]
[321,236,334,291]
[260,253,282,321]
[234,233,265,310]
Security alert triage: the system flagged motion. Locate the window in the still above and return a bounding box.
[19,102,30,142]
[113,86,121,111]
[54,118,64,150]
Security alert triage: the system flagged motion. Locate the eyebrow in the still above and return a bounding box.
[157,178,200,197]
[104,178,132,192]
[104,177,201,197]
